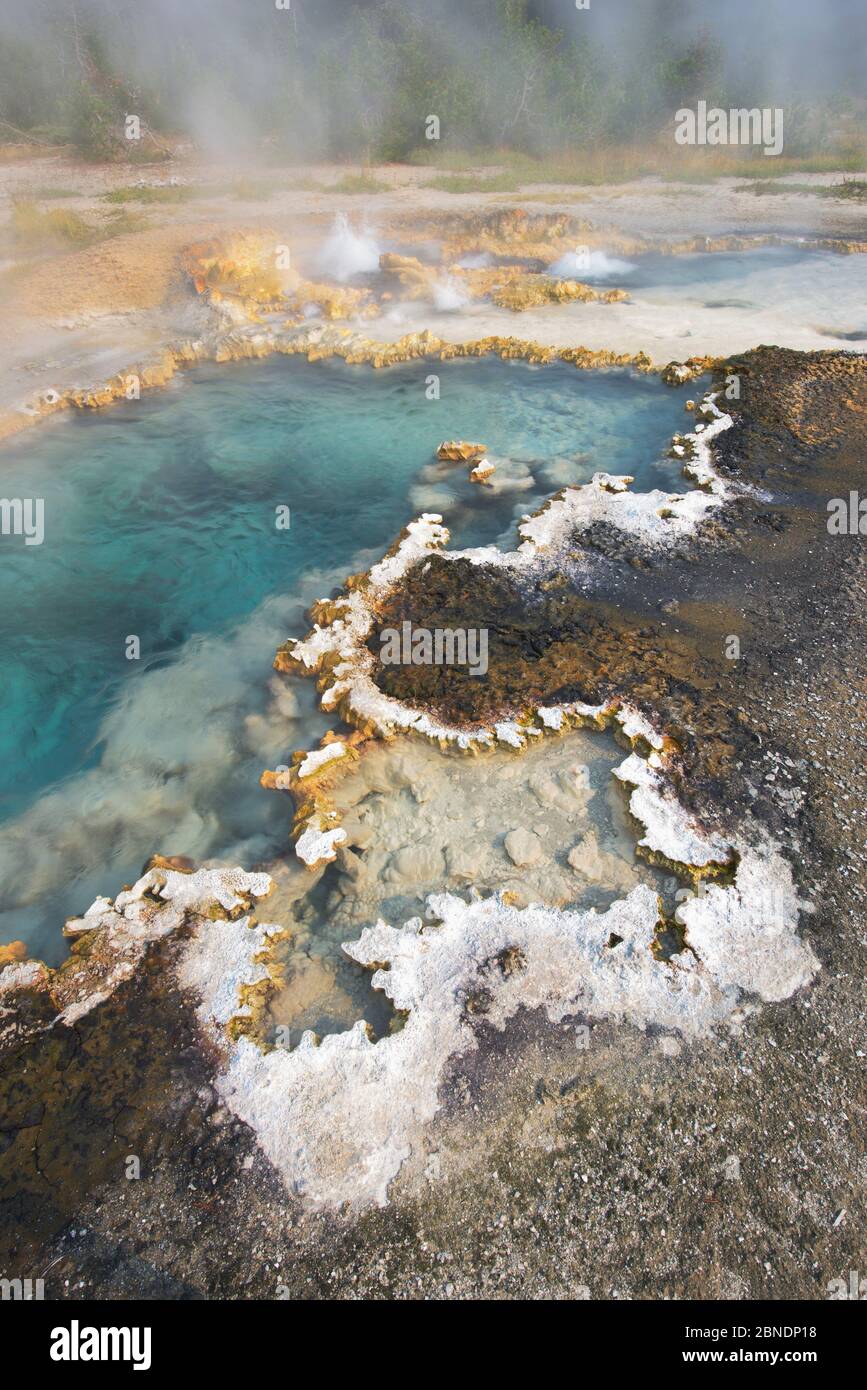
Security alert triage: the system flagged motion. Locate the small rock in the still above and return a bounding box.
[389,843,445,882]
[436,439,487,462]
[469,458,496,484]
[504,828,543,866]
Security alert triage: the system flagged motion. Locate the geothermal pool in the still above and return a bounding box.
[577,244,867,342]
[386,240,867,356]
[0,357,698,961]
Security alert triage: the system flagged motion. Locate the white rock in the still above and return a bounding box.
[295,822,348,867]
[297,743,346,778]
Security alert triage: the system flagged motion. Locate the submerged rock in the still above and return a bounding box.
[504,827,544,866]
[387,843,446,882]
[470,457,496,484]
[567,831,637,890]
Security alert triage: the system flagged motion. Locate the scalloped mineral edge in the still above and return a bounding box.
[211,884,725,1209]
[2,866,273,1029]
[296,742,347,778]
[284,391,731,825]
[513,395,732,555]
[613,751,732,867]
[198,819,818,1209]
[294,820,347,866]
[285,398,722,861]
[0,759,820,1211]
[289,697,663,866]
[193,750,816,1210]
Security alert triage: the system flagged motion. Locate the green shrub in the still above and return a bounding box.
[68,82,121,162]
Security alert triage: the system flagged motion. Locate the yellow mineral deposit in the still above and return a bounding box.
[436,439,488,462]
[0,940,27,967]
[488,275,629,311]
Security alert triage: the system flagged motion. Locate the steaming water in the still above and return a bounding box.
[315,213,382,282]
[540,244,867,341]
[0,358,697,961]
[432,275,470,311]
[629,245,867,340]
[456,251,495,270]
[548,249,638,281]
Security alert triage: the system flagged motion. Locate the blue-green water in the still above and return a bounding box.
[0,356,698,960]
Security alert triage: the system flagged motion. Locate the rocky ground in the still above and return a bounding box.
[0,345,863,1300]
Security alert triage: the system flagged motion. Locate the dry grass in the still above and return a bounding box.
[10,198,95,246]
[229,178,277,200]
[826,178,867,200]
[8,198,151,250]
[102,183,213,204]
[103,208,150,235]
[328,172,390,194]
[424,172,523,194]
[412,141,867,188]
[736,177,867,201]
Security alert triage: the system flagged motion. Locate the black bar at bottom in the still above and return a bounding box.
[3,1296,860,1375]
